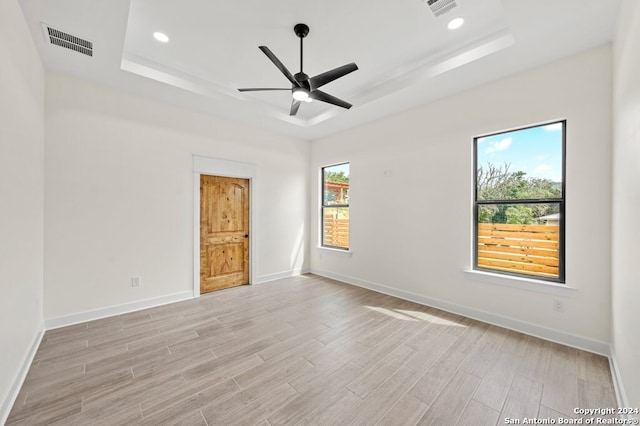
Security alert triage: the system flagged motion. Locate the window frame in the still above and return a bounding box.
[321,162,350,251]
[473,120,566,283]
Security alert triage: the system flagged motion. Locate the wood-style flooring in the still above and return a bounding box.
[7,274,617,425]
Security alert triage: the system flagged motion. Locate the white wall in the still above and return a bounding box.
[311,46,612,347]
[612,0,640,408]
[0,0,45,418]
[44,74,309,320]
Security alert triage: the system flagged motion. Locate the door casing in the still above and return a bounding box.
[193,155,257,297]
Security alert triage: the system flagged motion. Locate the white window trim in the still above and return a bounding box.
[473,119,566,283]
[463,269,576,296]
[317,246,352,258]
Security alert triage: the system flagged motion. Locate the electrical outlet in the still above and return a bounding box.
[131,276,141,287]
[553,299,564,312]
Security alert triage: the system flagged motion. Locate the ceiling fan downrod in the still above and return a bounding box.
[294,23,309,74]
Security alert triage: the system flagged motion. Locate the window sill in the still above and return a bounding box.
[318,247,352,258]
[463,269,576,296]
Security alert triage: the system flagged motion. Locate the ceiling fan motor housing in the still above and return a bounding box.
[294,72,310,89]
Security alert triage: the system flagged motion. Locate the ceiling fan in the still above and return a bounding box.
[238,23,358,116]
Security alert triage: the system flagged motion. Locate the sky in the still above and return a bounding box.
[477,122,563,182]
[325,162,350,177]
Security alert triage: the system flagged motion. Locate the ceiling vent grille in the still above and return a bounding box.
[42,24,93,57]
[425,0,458,17]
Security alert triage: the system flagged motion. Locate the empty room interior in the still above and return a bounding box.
[2,0,639,424]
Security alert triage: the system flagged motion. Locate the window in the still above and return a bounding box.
[322,163,350,250]
[474,121,565,282]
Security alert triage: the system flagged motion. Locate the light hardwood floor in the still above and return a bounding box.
[8,274,617,425]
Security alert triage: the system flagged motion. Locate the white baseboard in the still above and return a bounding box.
[4,274,626,422]
[608,348,629,408]
[44,291,194,330]
[310,268,610,356]
[43,269,312,329]
[1,325,44,425]
[254,267,309,284]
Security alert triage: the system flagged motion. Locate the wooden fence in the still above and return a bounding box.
[477,223,560,278]
[323,216,349,248]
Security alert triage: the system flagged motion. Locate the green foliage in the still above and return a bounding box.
[505,205,534,224]
[477,162,561,224]
[325,170,349,183]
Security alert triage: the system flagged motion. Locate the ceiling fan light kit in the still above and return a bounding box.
[238,23,358,116]
[292,87,310,101]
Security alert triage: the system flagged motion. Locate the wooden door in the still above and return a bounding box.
[200,175,250,293]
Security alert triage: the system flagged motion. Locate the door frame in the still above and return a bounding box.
[193,155,257,297]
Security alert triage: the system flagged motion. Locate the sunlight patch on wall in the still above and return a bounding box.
[290,223,306,270]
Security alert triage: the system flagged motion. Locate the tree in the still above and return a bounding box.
[505,205,534,224]
[477,162,561,224]
[325,170,349,183]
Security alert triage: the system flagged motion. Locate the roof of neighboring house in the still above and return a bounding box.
[537,213,561,220]
[326,181,349,189]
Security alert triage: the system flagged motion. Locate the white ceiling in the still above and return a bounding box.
[19,0,621,140]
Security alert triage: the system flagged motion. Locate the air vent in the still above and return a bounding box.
[42,24,93,57]
[425,0,458,17]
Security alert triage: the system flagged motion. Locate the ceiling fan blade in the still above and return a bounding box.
[310,90,352,109]
[309,63,358,91]
[238,88,291,92]
[290,99,302,116]
[259,46,299,87]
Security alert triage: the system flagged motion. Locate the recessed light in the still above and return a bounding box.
[153,32,169,43]
[447,17,464,30]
